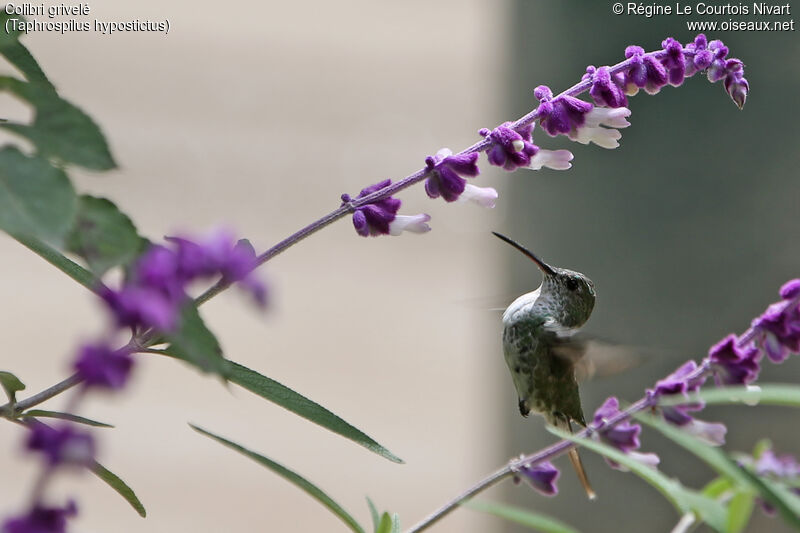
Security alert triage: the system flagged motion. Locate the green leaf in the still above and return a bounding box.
[702,476,734,499]
[225,361,402,463]
[366,497,380,531]
[0,40,52,87]
[635,412,800,530]
[661,384,800,408]
[164,304,227,376]
[0,13,23,46]
[375,512,400,533]
[0,371,25,403]
[13,233,103,294]
[21,409,113,428]
[0,76,115,170]
[0,146,77,244]
[549,427,727,531]
[726,490,754,533]
[91,461,146,517]
[465,500,580,533]
[190,425,365,533]
[65,195,146,276]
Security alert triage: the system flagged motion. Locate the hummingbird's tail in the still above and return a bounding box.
[555,418,597,500]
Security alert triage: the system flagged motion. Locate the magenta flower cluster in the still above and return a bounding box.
[345,34,747,238]
[4,232,266,533]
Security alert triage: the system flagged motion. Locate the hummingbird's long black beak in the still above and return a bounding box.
[492,231,556,276]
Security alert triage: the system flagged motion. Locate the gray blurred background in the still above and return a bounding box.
[0,1,797,532]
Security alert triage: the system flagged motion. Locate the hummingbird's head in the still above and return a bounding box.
[492,232,596,329]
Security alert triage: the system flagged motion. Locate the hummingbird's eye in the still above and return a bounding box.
[565,278,579,291]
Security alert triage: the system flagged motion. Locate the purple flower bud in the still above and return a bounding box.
[684,34,713,76]
[536,86,630,149]
[756,448,800,478]
[588,66,628,108]
[592,397,640,453]
[100,285,179,332]
[661,404,727,446]
[707,334,761,385]
[752,285,800,363]
[513,460,560,496]
[780,279,800,300]
[424,149,480,203]
[623,45,667,95]
[347,180,431,237]
[706,39,730,83]
[74,343,134,390]
[2,501,77,533]
[591,397,661,470]
[723,60,749,110]
[480,123,573,172]
[651,360,707,397]
[26,422,95,467]
[661,37,686,87]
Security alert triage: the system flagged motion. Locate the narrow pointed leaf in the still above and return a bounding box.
[465,500,580,533]
[549,427,726,531]
[635,412,800,529]
[22,409,113,428]
[0,40,52,87]
[0,13,23,46]
[164,304,227,376]
[375,512,399,533]
[0,76,115,170]
[0,146,77,243]
[0,371,25,403]
[376,513,392,533]
[13,233,103,294]
[225,361,402,463]
[366,497,380,531]
[661,384,800,408]
[65,195,147,276]
[725,490,754,533]
[190,425,365,533]
[91,461,146,517]
[702,476,734,499]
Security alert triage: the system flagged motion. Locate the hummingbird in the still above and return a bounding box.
[493,231,597,500]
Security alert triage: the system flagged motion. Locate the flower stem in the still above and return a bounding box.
[0,373,82,417]
[404,359,714,533]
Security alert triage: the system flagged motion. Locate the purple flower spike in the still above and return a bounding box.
[26,422,95,467]
[661,38,686,87]
[3,501,77,533]
[623,45,667,95]
[424,149,489,206]
[513,460,560,496]
[536,85,631,149]
[587,66,628,108]
[347,180,431,237]
[74,343,134,390]
[707,334,761,385]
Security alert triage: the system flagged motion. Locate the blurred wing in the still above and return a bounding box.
[551,335,644,383]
